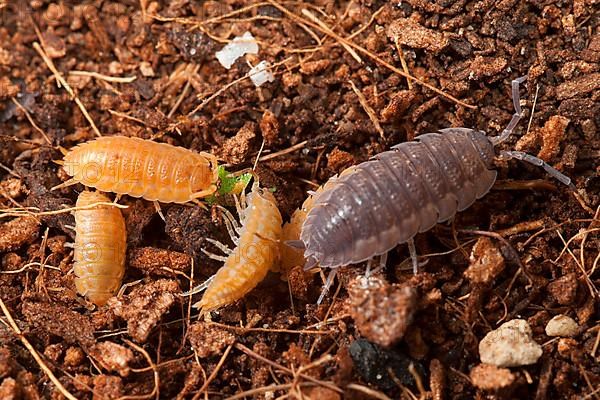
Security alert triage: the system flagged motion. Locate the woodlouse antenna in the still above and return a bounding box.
[490,76,528,146]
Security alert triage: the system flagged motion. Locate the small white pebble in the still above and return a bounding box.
[249,61,275,87]
[376,374,382,380]
[545,315,579,337]
[216,32,259,69]
[479,319,543,367]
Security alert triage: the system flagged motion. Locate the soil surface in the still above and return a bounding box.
[0,1,599,399]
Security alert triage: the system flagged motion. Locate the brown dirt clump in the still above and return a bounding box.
[109,279,180,343]
[21,301,95,348]
[470,363,516,391]
[187,322,235,359]
[128,247,191,277]
[0,217,40,253]
[89,342,134,377]
[348,276,417,347]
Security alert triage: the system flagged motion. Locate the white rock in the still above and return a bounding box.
[215,32,259,69]
[479,319,543,367]
[545,315,579,337]
[248,61,275,87]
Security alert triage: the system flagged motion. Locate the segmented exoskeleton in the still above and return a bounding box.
[186,180,283,313]
[285,77,573,300]
[72,191,127,306]
[54,136,219,205]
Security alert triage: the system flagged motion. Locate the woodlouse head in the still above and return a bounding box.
[190,165,216,193]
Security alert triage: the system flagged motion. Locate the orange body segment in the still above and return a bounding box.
[195,186,283,312]
[62,136,218,203]
[73,191,127,306]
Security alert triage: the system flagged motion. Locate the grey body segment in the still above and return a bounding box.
[300,129,497,269]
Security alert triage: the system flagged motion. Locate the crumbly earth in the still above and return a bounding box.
[0,1,598,399]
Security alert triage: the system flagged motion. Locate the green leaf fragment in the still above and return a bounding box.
[206,166,252,205]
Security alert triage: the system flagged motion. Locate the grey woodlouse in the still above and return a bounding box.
[289,77,573,294]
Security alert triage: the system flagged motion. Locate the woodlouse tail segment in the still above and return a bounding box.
[303,255,319,271]
[491,75,528,146]
[58,145,69,156]
[500,150,575,189]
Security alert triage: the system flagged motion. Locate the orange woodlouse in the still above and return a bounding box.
[54,136,219,205]
[71,191,127,306]
[185,180,283,313]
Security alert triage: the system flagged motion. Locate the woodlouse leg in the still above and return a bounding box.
[205,238,233,255]
[153,201,166,222]
[233,195,246,225]
[64,242,75,249]
[317,269,337,305]
[191,199,208,210]
[181,275,215,297]
[218,207,240,245]
[365,258,375,278]
[191,185,218,200]
[217,205,241,230]
[63,224,75,231]
[501,150,574,188]
[407,238,419,274]
[113,194,122,203]
[368,252,389,277]
[491,76,528,146]
[201,248,228,262]
[50,178,78,191]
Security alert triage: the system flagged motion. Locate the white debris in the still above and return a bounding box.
[215,32,259,69]
[479,319,543,367]
[545,315,579,337]
[249,61,275,87]
[139,61,154,77]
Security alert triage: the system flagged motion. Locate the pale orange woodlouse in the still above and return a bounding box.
[54,136,219,205]
[72,191,127,306]
[186,181,283,313]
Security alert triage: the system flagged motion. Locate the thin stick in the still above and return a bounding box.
[234,343,342,393]
[108,109,149,126]
[0,202,128,219]
[207,321,330,335]
[525,83,540,137]
[0,298,78,400]
[258,140,308,162]
[223,383,317,400]
[267,1,476,109]
[120,340,159,400]
[69,70,137,83]
[301,9,361,63]
[188,57,293,115]
[192,343,234,399]
[394,38,412,90]
[347,383,393,400]
[32,42,102,137]
[10,97,52,145]
[349,80,384,139]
